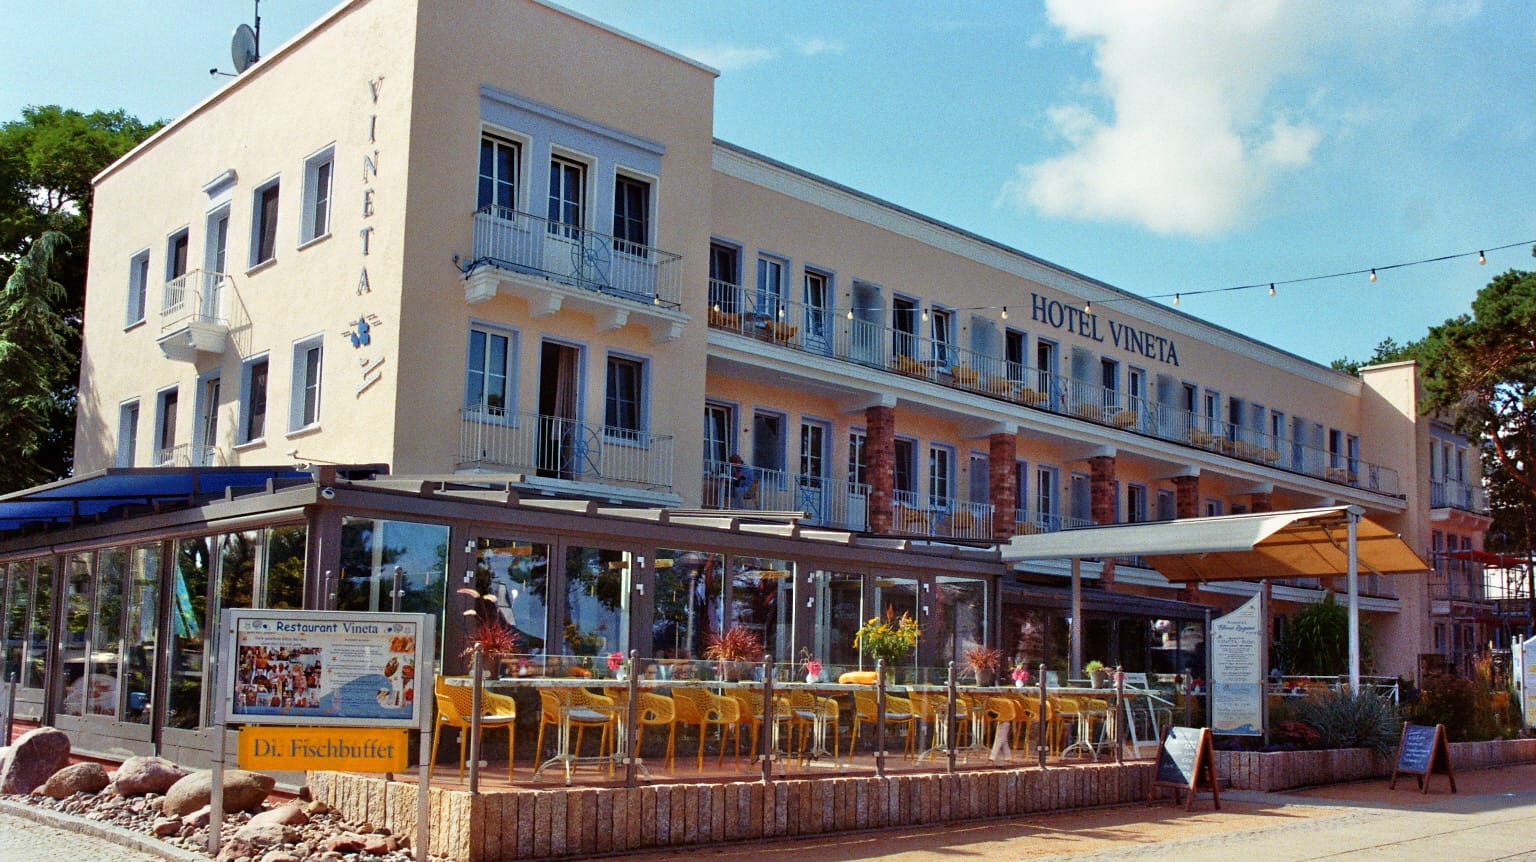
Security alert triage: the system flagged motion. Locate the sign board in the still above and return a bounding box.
[1390,723,1457,794]
[1210,594,1263,735]
[1522,636,1536,729]
[238,725,409,772]
[220,609,429,728]
[1149,725,1221,810]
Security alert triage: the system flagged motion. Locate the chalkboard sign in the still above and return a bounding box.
[1149,726,1220,810]
[1390,723,1456,794]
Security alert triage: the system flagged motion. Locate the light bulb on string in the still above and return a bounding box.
[1268,283,1275,297]
[1000,306,1008,321]
[846,308,853,320]
[1369,269,1377,283]
[1173,293,1180,306]
[1084,300,1092,314]
[1479,250,1487,265]
[921,307,929,322]
[712,303,720,313]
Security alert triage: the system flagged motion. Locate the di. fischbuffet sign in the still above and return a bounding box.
[219,609,429,729]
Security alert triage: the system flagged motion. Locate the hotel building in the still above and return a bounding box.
[0,0,1494,762]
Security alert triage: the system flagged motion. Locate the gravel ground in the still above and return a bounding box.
[2,787,430,862]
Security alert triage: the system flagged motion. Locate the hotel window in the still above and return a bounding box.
[800,421,828,481]
[704,402,734,469]
[929,445,954,508]
[709,242,741,313]
[1013,461,1029,522]
[477,133,520,212]
[1328,428,1343,468]
[289,336,324,431]
[1204,499,1222,517]
[126,250,150,325]
[1127,366,1145,410]
[1270,410,1285,449]
[1127,484,1148,523]
[250,179,280,266]
[1069,472,1091,524]
[1036,338,1058,393]
[1155,488,1175,521]
[239,355,269,443]
[893,438,916,495]
[968,452,989,505]
[301,146,335,243]
[166,228,189,284]
[1036,466,1058,528]
[753,411,787,475]
[465,326,513,417]
[547,155,585,233]
[1454,444,1466,482]
[154,387,179,465]
[756,255,786,319]
[205,204,230,278]
[893,296,919,359]
[117,400,140,467]
[847,430,867,486]
[1203,389,1221,433]
[195,375,220,466]
[1005,329,1027,383]
[931,307,954,366]
[803,269,831,342]
[604,354,645,438]
[1347,434,1360,478]
[612,174,650,254]
[1101,358,1119,409]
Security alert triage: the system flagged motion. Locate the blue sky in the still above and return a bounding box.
[3,1,1531,366]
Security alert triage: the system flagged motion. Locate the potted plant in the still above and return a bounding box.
[456,587,520,675]
[1084,660,1110,689]
[854,607,921,681]
[705,626,763,680]
[800,648,824,683]
[963,643,1004,686]
[1010,661,1031,687]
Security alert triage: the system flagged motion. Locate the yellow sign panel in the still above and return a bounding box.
[238,726,409,772]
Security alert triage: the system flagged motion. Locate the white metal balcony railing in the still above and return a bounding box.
[458,408,674,491]
[160,269,227,329]
[469,206,682,309]
[708,281,1401,496]
[1012,510,1094,536]
[1430,479,1488,512]
[700,460,870,531]
[153,443,190,467]
[892,490,995,540]
[1429,556,1488,602]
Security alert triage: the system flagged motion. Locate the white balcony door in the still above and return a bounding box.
[798,421,829,523]
[803,270,830,354]
[544,156,586,283]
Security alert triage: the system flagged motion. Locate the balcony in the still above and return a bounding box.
[892,491,995,540]
[1431,479,1487,513]
[1012,511,1094,535]
[464,207,687,343]
[458,409,673,492]
[153,443,190,467]
[701,460,870,531]
[708,282,1401,495]
[157,269,229,362]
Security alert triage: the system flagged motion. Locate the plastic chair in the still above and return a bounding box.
[431,676,517,781]
[850,688,918,760]
[614,689,676,762]
[785,689,841,762]
[535,686,616,767]
[671,687,741,770]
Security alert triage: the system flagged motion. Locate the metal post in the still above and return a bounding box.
[1070,558,1083,679]
[875,658,887,778]
[624,649,639,788]
[1036,663,1048,769]
[391,566,405,613]
[415,623,435,862]
[760,653,774,782]
[1113,667,1124,765]
[468,645,483,793]
[3,673,14,744]
[945,661,957,774]
[1346,508,1362,691]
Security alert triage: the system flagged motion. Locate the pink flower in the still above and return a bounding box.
[607,651,624,672]
[805,659,822,676]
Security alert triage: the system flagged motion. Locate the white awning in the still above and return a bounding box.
[1000,505,1428,582]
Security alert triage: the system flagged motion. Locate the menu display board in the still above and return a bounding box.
[1149,725,1220,810]
[1522,636,1536,729]
[220,609,430,728]
[1210,594,1263,736]
[1390,723,1457,794]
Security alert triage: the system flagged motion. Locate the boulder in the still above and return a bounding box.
[181,805,212,828]
[112,755,187,796]
[322,834,367,854]
[38,762,110,799]
[0,726,71,794]
[163,770,275,816]
[232,820,300,847]
[152,817,181,836]
[259,853,302,862]
[246,803,308,829]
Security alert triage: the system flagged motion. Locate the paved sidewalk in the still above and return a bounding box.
[0,800,202,862]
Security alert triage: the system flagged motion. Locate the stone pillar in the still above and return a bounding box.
[1250,490,1273,513]
[1172,475,1201,519]
[1089,455,1117,525]
[866,405,895,534]
[989,433,1018,540]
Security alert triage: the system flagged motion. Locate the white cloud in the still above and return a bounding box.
[685,44,777,72]
[793,36,845,57]
[1001,0,1352,236]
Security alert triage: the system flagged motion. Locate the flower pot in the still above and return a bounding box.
[976,669,998,687]
[806,673,819,684]
[1089,669,1110,689]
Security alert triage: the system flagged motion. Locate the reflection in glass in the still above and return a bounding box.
[264,525,306,609]
[653,549,722,660]
[338,517,450,655]
[813,571,863,669]
[473,538,549,665]
[868,574,918,673]
[59,553,92,716]
[29,560,51,690]
[5,562,31,687]
[88,548,126,717]
[729,557,793,664]
[562,547,629,668]
[932,576,987,673]
[168,537,212,729]
[123,545,160,724]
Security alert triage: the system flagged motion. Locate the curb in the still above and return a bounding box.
[0,797,207,862]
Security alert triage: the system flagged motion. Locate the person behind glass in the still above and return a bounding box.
[728,453,757,508]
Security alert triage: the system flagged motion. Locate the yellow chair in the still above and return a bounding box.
[535,686,617,768]
[850,688,918,760]
[784,689,842,762]
[613,690,676,763]
[727,688,776,761]
[431,676,517,781]
[671,687,741,770]
[977,695,1019,751]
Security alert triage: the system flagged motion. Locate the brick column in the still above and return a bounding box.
[989,433,1017,540]
[1089,455,1117,525]
[1172,475,1200,519]
[866,405,895,534]
[1250,491,1273,512]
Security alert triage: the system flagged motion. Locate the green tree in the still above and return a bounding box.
[1329,336,1422,377]
[1278,593,1374,675]
[1417,269,1536,505]
[0,231,75,490]
[0,106,160,486]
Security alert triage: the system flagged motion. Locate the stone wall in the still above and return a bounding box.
[1215,737,1536,792]
[312,762,1154,862]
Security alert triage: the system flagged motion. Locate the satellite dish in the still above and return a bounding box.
[231,24,258,74]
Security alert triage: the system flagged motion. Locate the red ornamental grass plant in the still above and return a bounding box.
[704,626,763,663]
[456,587,520,664]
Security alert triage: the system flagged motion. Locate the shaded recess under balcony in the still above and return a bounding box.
[462,207,688,343]
[457,408,674,493]
[707,280,1401,496]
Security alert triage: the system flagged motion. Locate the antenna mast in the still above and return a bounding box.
[253,0,262,61]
